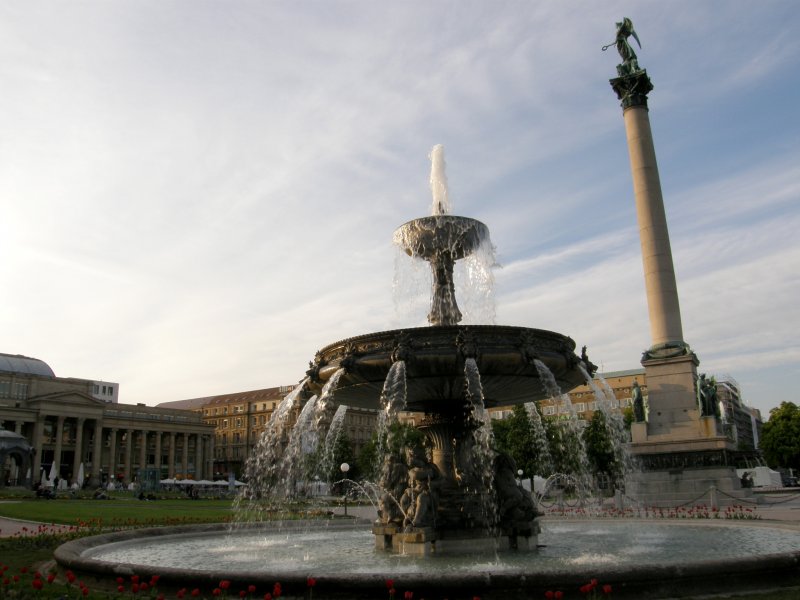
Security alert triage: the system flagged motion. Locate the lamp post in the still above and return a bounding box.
[517,469,523,486]
[340,463,350,517]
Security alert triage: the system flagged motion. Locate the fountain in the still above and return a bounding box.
[54,146,800,598]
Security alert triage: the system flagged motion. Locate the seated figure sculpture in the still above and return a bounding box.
[494,453,537,531]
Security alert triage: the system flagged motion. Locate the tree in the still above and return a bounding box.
[491,405,543,478]
[760,402,800,471]
[583,410,623,487]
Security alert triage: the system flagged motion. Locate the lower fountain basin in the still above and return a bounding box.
[55,519,800,599]
[311,325,588,411]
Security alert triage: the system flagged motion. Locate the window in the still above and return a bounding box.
[543,405,556,416]
[574,402,586,413]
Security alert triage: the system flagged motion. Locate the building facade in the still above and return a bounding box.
[160,386,380,479]
[0,353,215,488]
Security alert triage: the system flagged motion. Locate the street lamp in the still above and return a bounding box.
[340,463,350,517]
[517,469,523,486]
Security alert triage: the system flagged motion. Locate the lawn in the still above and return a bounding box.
[0,495,236,528]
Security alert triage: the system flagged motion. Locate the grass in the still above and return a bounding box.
[0,495,235,528]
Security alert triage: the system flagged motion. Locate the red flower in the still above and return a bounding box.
[47,573,56,584]
[132,575,140,584]
[307,577,316,588]
[116,577,125,585]
[220,580,232,590]
[177,588,187,598]
[603,584,612,595]
[32,579,44,590]
[20,567,29,574]
[555,592,563,600]
[151,575,161,586]
[273,582,282,598]
[263,595,272,600]
[213,588,222,596]
[240,591,247,598]
[580,584,591,594]
[386,579,394,589]
[132,583,140,594]
[66,571,76,584]
[141,582,149,592]
[192,588,201,597]
[545,592,554,599]
[118,585,126,593]
[404,592,413,600]
[82,587,90,596]
[248,585,257,593]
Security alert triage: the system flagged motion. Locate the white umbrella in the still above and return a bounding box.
[212,480,228,486]
[25,467,31,484]
[77,463,85,486]
[160,478,176,485]
[40,469,47,486]
[195,480,215,486]
[234,480,246,486]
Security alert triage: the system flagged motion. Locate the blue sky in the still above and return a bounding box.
[1,2,798,417]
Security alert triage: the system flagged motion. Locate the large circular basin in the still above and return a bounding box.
[55,519,800,599]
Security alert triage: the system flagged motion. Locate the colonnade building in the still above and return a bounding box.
[0,353,215,488]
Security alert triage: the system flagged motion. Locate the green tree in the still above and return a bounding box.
[325,433,357,491]
[544,417,584,476]
[491,405,545,478]
[583,410,623,486]
[760,402,800,471]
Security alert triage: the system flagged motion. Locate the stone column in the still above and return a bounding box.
[139,431,148,471]
[195,435,203,480]
[32,417,45,477]
[168,433,176,478]
[124,428,134,484]
[91,420,104,486]
[72,418,85,485]
[208,436,215,479]
[54,416,65,480]
[611,69,684,350]
[182,433,190,478]
[154,432,162,477]
[108,428,118,481]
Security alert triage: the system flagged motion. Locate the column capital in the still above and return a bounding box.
[610,70,653,110]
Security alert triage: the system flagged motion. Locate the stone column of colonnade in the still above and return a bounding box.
[71,418,85,485]
[182,433,189,478]
[91,419,103,486]
[154,431,162,477]
[108,428,118,480]
[195,436,203,479]
[123,428,134,484]
[138,431,148,479]
[53,415,65,478]
[31,418,45,477]
[168,432,176,478]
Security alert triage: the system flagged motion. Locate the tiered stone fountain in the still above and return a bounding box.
[305,145,594,554]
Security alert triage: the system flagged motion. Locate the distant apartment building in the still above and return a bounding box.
[159,385,380,478]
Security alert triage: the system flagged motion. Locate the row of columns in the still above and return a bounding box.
[15,415,215,487]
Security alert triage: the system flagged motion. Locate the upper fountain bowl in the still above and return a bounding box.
[394,215,489,261]
[309,324,590,412]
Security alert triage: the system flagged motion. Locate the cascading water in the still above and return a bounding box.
[578,365,635,485]
[524,401,555,477]
[321,404,348,485]
[533,359,593,492]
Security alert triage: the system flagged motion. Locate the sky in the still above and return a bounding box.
[1,1,798,417]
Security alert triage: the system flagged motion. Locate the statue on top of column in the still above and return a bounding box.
[604,17,642,77]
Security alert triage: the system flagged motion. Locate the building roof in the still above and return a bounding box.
[0,353,55,377]
[155,397,214,411]
[157,386,294,410]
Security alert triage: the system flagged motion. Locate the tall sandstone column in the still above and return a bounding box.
[609,18,744,506]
